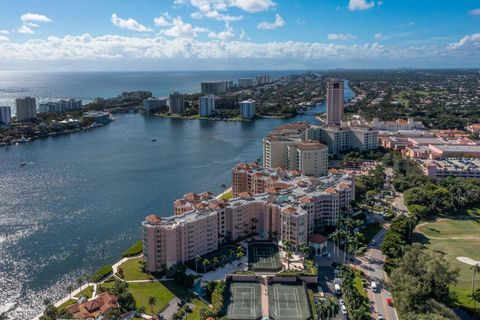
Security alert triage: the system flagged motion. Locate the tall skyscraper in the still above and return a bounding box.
[326,79,344,126]
[15,97,37,121]
[168,92,185,114]
[0,106,12,125]
[199,95,215,117]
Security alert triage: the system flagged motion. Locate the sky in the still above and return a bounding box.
[0,0,479,71]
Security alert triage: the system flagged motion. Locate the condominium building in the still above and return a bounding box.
[256,74,270,85]
[238,78,255,88]
[201,81,230,95]
[306,125,379,154]
[199,95,215,117]
[169,92,185,114]
[15,97,37,121]
[371,118,424,131]
[326,79,344,126]
[142,163,355,271]
[239,99,256,119]
[0,106,11,125]
[39,99,82,113]
[350,127,379,150]
[286,142,328,177]
[417,158,480,178]
[143,98,167,112]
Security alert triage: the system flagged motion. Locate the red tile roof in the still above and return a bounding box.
[145,214,162,225]
[308,234,328,244]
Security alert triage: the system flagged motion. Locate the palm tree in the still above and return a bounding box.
[330,230,343,260]
[285,251,293,270]
[67,284,73,300]
[283,239,291,251]
[237,250,245,263]
[202,258,210,279]
[213,257,219,270]
[195,255,201,273]
[298,244,310,266]
[471,263,480,310]
[148,296,157,314]
[0,312,8,320]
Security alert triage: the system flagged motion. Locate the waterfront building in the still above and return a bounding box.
[65,292,118,319]
[263,123,310,168]
[0,106,11,125]
[143,98,167,113]
[326,79,344,126]
[82,111,111,125]
[142,163,355,271]
[199,95,215,117]
[238,78,255,88]
[306,125,379,154]
[169,92,185,114]
[39,99,82,113]
[201,81,230,95]
[256,74,270,85]
[121,91,152,100]
[417,158,480,178]
[239,99,256,119]
[286,141,329,177]
[15,97,37,121]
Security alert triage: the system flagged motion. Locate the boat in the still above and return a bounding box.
[152,139,157,142]
[20,162,27,166]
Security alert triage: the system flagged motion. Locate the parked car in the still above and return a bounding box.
[387,298,394,306]
[378,315,385,320]
[370,239,377,246]
[371,281,379,292]
[340,305,348,315]
[327,253,332,259]
[339,298,345,306]
[334,284,342,295]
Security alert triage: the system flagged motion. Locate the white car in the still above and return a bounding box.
[378,315,385,320]
[339,298,345,306]
[340,305,348,314]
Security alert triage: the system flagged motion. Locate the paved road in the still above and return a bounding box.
[357,228,399,320]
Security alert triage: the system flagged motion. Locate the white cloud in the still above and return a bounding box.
[257,14,285,30]
[18,25,35,34]
[229,0,276,13]
[111,13,152,32]
[470,9,480,16]
[25,22,40,28]
[0,30,10,35]
[447,33,480,50]
[159,17,208,38]
[374,33,384,40]
[208,26,235,40]
[328,33,357,41]
[154,13,173,27]
[21,13,52,23]
[348,0,375,11]
[0,35,9,42]
[0,33,450,63]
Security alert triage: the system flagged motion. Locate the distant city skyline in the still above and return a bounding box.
[0,0,479,71]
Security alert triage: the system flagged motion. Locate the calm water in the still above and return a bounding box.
[0,72,353,318]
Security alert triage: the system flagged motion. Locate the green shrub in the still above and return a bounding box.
[90,264,113,282]
[122,240,143,257]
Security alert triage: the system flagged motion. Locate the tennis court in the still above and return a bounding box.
[225,282,262,320]
[248,242,282,272]
[268,283,311,320]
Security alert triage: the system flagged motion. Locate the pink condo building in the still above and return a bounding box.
[142,163,355,272]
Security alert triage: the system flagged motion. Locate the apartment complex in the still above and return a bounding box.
[142,163,354,272]
[38,99,82,113]
[143,98,167,112]
[201,80,232,95]
[169,92,185,114]
[15,97,37,121]
[239,99,256,119]
[256,74,271,85]
[417,158,480,178]
[199,95,216,117]
[326,79,344,126]
[238,78,255,88]
[371,118,425,131]
[0,106,11,125]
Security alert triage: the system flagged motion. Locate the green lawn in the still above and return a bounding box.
[118,257,153,281]
[75,285,94,298]
[221,189,233,200]
[122,240,143,257]
[127,282,175,314]
[416,216,480,314]
[57,299,76,310]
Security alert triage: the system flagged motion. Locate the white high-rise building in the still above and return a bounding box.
[238,78,255,88]
[239,99,256,119]
[256,74,270,85]
[169,92,185,114]
[326,79,344,126]
[15,97,37,121]
[0,106,12,125]
[199,95,215,117]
